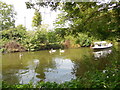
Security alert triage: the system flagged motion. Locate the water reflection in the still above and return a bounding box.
[44,58,76,83]
[93,49,112,59]
[2,48,116,85]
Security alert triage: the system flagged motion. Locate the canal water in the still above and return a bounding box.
[2,46,120,84]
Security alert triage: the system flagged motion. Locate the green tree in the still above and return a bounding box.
[55,28,69,39]
[25,1,59,10]
[55,2,120,40]
[32,10,42,27]
[2,25,27,42]
[35,30,47,44]
[47,31,60,43]
[0,1,16,31]
[26,1,120,40]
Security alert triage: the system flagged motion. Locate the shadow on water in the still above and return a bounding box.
[2,46,120,84]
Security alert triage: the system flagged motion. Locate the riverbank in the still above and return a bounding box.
[1,40,119,53]
[0,40,63,53]
[0,40,85,53]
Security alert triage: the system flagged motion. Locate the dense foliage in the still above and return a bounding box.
[56,2,120,40]
[1,25,27,41]
[1,1,119,51]
[22,29,62,51]
[76,33,95,47]
[0,1,16,30]
[27,1,120,40]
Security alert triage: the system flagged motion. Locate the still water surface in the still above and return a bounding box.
[2,47,119,84]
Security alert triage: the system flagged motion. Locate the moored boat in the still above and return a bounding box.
[91,41,113,50]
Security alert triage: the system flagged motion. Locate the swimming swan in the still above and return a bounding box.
[49,49,56,53]
[59,49,64,53]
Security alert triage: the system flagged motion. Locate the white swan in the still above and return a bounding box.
[49,48,56,53]
[59,49,64,53]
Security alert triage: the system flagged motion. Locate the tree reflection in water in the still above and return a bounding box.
[2,47,118,85]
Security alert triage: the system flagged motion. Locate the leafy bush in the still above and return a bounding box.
[1,25,27,42]
[76,33,95,47]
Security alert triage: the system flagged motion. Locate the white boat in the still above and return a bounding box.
[91,41,113,49]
